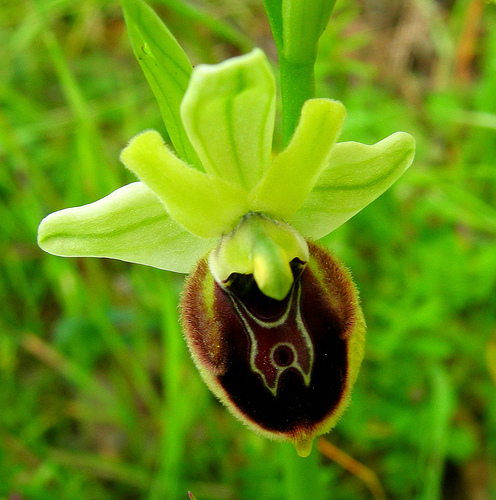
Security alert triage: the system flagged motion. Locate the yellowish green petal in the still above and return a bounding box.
[180,49,276,190]
[289,132,416,239]
[249,98,346,219]
[120,130,250,239]
[37,182,215,273]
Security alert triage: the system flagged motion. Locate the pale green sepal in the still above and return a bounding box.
[120,130,249,239]
[249,98,346,220]
[180,49,276,190]
[290,131,416,239]
[121,0,200,168]
[37,182,215,273]
[209,213,309,301]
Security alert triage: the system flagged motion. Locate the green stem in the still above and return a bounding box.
[263,0,283,50]
[277,49,321,488]
[280,441,323,500]
[279,55,316,147]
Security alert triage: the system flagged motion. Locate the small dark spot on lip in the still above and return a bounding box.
[273,344,295,367]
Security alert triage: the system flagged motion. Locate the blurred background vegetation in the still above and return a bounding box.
[1,0,496,498]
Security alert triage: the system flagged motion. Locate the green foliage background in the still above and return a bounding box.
[1,0,496,499]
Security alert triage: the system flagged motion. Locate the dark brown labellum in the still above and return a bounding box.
[181,241,365,449]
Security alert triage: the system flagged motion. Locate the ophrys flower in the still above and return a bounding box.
[38,49,415,456]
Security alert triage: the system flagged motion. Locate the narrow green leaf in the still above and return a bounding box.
[289,132,416,239]
[181,49,276,190]
[121,0,200,167]
[157,0,253,52]
[120,130,250,238]
[249,98,346,220]
[38,182,214,273]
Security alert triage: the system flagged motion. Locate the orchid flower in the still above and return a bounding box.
[38,49,415,457]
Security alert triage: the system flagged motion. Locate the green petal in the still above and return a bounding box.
[249,98,346,219]
[38,182,215,273]
[289,132,416,239]
[180,49,276,190]
[120,130,249,239]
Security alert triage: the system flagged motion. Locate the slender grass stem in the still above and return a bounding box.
[20,333,114,405]
[149,274,185,500]
[156,0,253,53]
[33,0,114,198]
[318,438,386,500]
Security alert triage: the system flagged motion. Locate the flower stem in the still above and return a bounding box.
[279,441,324,500]
[279,55,316,147]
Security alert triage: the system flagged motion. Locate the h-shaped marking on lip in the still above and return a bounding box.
[229,281,314,397]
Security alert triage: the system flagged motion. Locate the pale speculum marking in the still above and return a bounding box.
[229,280,314,397]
